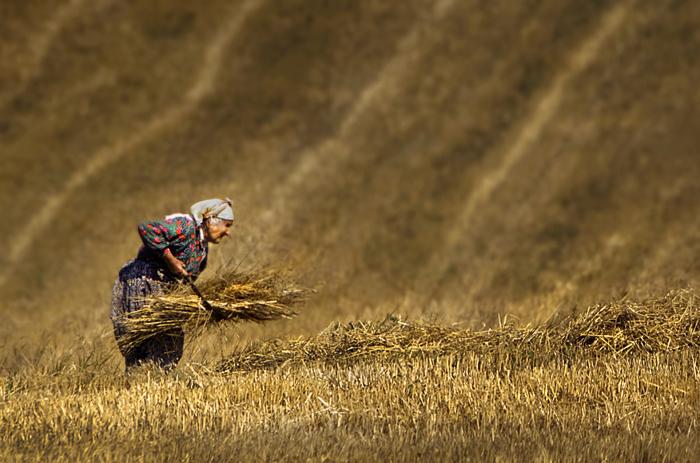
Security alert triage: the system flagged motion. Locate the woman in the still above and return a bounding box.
[110,198,234,371]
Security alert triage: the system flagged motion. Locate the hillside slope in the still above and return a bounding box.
[1,0,699,341]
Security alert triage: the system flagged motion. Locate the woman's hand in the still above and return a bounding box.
[162,249,188,278]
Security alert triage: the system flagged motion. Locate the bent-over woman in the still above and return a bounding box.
[110,198,233,371]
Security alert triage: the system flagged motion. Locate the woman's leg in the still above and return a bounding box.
[111,260,179,372]
[142,329,185,370]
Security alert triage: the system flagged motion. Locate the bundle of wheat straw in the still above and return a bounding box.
[118,270,305,352]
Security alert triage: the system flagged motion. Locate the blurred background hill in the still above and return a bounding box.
[1,0,699,348]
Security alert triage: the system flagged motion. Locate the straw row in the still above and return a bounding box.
[218,288,700,372]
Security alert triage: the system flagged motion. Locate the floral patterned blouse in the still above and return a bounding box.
[137,214,208,278]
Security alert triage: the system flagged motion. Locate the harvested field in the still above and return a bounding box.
[3,291,700,461]
[2,0,700,460]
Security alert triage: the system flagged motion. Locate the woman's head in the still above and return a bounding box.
[190,197,234,243]
[203,217,233,244]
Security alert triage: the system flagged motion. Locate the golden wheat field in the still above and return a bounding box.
[2,0,700,461]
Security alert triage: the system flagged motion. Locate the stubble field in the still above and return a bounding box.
[2,0,700,461]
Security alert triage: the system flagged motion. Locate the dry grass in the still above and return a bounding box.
[2,290,700,461]
[118,270,305,353]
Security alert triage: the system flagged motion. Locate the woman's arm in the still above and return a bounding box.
[161,248,188,277]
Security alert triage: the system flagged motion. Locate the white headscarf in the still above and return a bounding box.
[190,198,234,225]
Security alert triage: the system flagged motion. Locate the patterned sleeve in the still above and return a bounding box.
[137,216,190,253]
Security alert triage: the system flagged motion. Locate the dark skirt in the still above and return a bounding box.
[110,258,184,370]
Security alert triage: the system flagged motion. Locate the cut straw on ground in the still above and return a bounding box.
[218,288,700,372]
